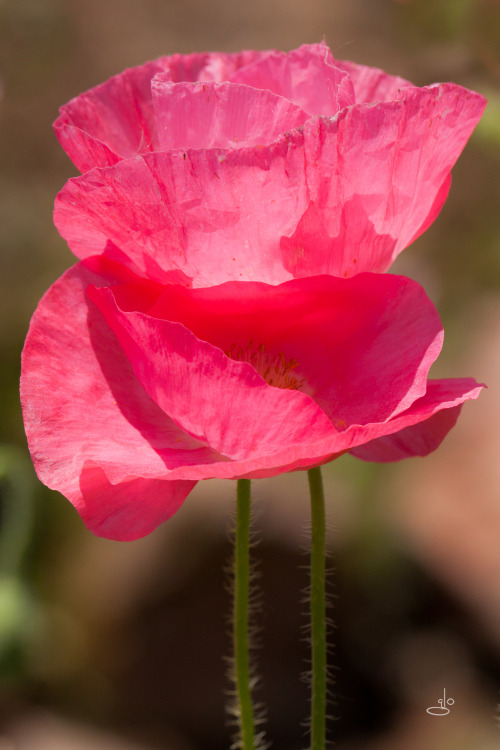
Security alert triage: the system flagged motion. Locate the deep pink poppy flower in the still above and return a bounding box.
[22,44,484,541]
[53,42,485,283]
[21,258,482,540]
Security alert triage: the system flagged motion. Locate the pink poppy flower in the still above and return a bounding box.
[53,42,485,283]
[20,258,482,540]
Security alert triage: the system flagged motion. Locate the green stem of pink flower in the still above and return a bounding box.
[308,466,327,750]
[234,478,256,750]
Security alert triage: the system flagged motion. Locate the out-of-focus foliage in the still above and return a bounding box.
[0,446,46,683]
[397,0,474,41]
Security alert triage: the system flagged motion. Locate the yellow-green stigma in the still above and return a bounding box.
[225,338,305,391]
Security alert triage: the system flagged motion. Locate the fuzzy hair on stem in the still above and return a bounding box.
[225,478,268,750]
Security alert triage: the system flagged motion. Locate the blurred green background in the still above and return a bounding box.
[1,0,500,748]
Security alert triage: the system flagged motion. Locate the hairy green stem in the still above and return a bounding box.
[234,478,256,750]
[308,466,327,750]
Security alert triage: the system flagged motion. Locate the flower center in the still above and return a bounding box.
[225,338,304,390]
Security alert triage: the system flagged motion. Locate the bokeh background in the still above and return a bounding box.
[1,0,500,748]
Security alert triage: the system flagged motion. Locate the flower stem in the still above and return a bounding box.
[234,478,256,750]
[308,466,327,750]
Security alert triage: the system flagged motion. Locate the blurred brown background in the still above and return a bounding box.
[1,0,500,748]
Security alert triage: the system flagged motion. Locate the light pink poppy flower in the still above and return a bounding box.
[21,259,482,540]
[53,42,485,283]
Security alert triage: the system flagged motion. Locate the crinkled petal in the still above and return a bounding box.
[393,83,486,250]
[152,79,310,150]
[55,83,485,284]
[53,141,305,284]
[54,58,172,172]
[154,379,483,481]
[282,85,486,276]
[89,283,338,460]
[228,42,355,115]
[336,59,412,103]
[20,262,233,539]
[349,379,483,461]
[114,273,443,426]
[54,49,273,171]
[21,265,483,538]
[279,194,398,280]
[166,48,274,83]
[77,463,194,540]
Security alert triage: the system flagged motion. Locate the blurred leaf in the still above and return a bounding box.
[475,89,500,152]
[0,574,42,679]
[397,0,475,41]
[0,446,47,681]
[0,444,36,576]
